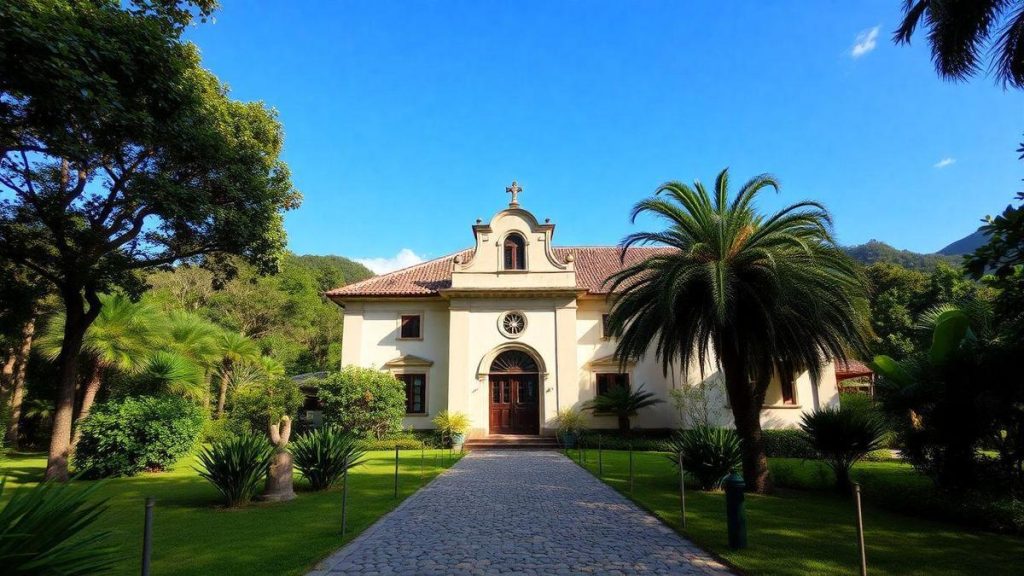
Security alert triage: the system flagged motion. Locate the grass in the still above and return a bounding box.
[1,448,461,576]
[566,448,1024,576]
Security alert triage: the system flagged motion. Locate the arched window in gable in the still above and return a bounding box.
[503,233,526,270]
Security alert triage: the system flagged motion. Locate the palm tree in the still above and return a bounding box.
[894,0,1024,89]
[605,169,870,492]
[39,294,159,447]
[214,331,260,418]
[137,351,206,401]
[162,311,222,411]
[583,384,663,433]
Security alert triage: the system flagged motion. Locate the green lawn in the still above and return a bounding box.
[1,449,461,576]
[567,449,1024,576]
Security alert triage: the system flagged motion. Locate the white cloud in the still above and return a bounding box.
[851,26,880,58]
[354,248,425,274]
[934,157,956,169]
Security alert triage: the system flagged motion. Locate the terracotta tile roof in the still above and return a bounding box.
[326,246,673,298]
[835,359,873,380]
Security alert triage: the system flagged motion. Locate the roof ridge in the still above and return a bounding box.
[325,248,471,295]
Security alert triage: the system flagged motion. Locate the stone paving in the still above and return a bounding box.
[309,450,734,576]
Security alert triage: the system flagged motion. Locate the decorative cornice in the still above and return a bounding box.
[381,354,435,369]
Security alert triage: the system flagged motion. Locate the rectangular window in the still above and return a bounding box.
[596,373,630,397]
[601,314,611,339]
[779,364,796,405]
[399,314,421,339]
[396,373,427,414]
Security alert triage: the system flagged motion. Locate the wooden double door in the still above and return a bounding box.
[488,373,539,435]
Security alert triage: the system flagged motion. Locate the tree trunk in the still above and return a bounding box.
[215,361,231,419]
[720,345,772,494]
[617,415,631,434]
[1,346,15,392]
[70,363,103,453]
[44,289,98,482]
[4,317,35,449]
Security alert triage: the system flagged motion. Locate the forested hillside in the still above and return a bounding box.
[146,254,373,375]
[843,240,960,271]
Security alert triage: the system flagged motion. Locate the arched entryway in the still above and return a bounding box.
[488,349,540,435]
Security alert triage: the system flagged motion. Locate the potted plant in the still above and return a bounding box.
[554,407,587,448]
[432,410,470,449]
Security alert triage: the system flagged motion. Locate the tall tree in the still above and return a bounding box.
[605,169,870,492]
[894,0,1024,88]
[214,331,260,418]
[0,1,300,480]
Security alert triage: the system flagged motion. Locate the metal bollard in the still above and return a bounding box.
[628,444,634,493]
[141,497,154,576]
[678,451,686,530]
[725,472,747,549]
[393,446,400,498]
[420,445,425,483]
[597,437,603,477]
[853,483,868,576]
[341,454,349,536]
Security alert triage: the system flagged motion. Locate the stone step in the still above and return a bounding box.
[464,436,562,451]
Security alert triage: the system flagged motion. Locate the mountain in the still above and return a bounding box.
[843,240,960,271]
[937,229,988,256]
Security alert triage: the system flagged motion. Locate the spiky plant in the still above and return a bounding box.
[0,479,118,575]
[666,427,742,490]
[290,427,367,490]
[196,432,273,507]
[137,351,205,400]
[606,169,870,492]
[431,410,471,447]
[800,407,887,491]
[583,384,663,433]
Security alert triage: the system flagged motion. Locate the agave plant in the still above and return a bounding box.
[290,427,367,490]
[583,384,663,433]
[800,407,887,491]
[0,479,118,575]
[666,427,742,490]
[196,432,273,506]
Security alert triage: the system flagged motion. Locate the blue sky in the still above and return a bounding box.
[186,1,1022,272]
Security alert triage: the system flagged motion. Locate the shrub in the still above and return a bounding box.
[800,406,887,491]
[201,417,233,444]
[227,365,303,437]
[74,395,204,478]
[666,427,742,490]
[0,479,119,575]
[196,432,273,507]
[763,429,818,459]
[314,367,406,439]
[584,431,674,452]
[432,410,470,446]
[356,436,426,450]
[291,427,367,490]
[554,408,588,437]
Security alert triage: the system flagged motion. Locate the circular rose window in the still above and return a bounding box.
[498,311,527,338]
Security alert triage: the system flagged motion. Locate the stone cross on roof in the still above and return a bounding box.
[505,180,522,207]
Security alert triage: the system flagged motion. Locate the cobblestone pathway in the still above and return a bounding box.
[309,450,733,576]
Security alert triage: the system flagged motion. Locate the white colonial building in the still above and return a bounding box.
[327,185,842,438]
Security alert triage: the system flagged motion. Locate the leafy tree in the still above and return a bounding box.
[894,0,1024,89]
[606,169,870,492]
[0,1,299,480]
[315,367,407,440]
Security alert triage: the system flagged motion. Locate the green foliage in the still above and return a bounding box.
[227,364,303,436]
[355,436,429,450]
[581,432,673,452]
[196,432,273,507]
[762,429,818,459]
[201,417,233,444]
[583,384,663,433]
[432,410,471,446]
[666,427,742,490]
[605,169,870,489]
[290,427,366,490]
[74,395,204,478]
[0,479,118,575]
[845,240,959,271]
[134,351,205,400]
[314,367,407,439]
[800,407,887,491]
[553,408,588,435]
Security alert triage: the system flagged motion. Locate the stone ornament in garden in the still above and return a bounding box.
[261,415,296,502]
